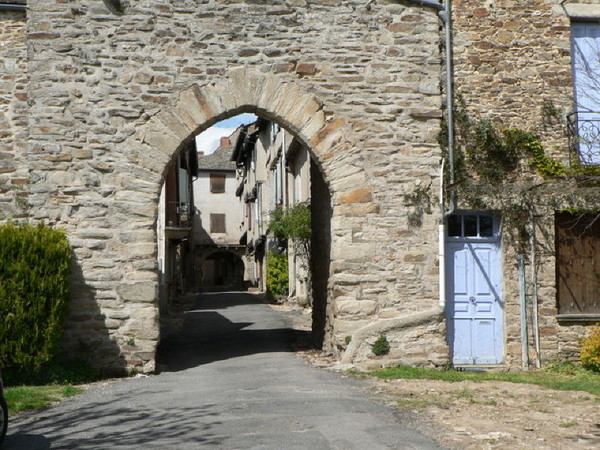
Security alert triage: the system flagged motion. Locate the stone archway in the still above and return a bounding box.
[196,249,246,291]
[111,68,377,372]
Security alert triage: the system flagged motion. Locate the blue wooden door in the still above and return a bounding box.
[572,22,600,164]
[446,214,503,365]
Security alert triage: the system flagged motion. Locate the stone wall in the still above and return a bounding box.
[452,0,597,366]
[17,0,447,372]
[0,9,28,220]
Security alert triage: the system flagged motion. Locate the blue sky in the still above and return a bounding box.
[195,113,257,155]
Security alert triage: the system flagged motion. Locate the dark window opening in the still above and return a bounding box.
[447,213,497,239]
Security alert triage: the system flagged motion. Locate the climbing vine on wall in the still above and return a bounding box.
[440,96,600,252]
[404,182,433,228]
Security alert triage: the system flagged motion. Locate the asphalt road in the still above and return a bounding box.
[6,292,443,449]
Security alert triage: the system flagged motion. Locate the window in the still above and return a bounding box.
[447,213,496,238]
[571,21,600,164]
[210,213,226,233]
[210,173,226,193]
[556,211,600,316]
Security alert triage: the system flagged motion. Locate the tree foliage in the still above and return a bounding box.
[268,203,311,242]
[0,222,72,371]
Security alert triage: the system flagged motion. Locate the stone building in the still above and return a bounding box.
[2,0,599,373]
[447,0,600,368]
[231,117,313,305]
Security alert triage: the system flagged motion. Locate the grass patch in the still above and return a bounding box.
[371,363,600,397]
[2,358,118,415]
[5,385,83,414]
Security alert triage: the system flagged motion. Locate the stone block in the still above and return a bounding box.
[175,84,213,128]
[337,299,377,316]
[118,282,157,303]
[156,107,194,140]
[338,187,373,204]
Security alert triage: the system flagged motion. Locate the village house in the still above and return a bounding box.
[231,118,313,304]
[1,0,600,373]
[193,133,248,291]
[156,142,198,312]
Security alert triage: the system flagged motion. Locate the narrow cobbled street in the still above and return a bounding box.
[6,292,443,449]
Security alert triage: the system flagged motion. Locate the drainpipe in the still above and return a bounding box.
[438,160,447,308]
[530,217,541,368]
[0,4,27,11]
[518,255,529,370]
[405,0,455,308]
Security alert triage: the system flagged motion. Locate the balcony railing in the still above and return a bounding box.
[166,201,193,229]
[567,111,600,165]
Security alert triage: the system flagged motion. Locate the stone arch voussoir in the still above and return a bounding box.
[117,68,383,369]
[128,68,375,202]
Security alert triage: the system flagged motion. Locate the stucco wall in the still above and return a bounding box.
[194,170,241,244]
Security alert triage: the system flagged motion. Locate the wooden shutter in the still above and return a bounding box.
[556,212,600,314]
[210,213,226,233]
[210,173,226,193]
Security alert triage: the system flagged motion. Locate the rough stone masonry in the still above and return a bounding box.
[2,0,449,373]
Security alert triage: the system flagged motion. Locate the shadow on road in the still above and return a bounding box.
[5,393,225,450]
[156,292,312,372]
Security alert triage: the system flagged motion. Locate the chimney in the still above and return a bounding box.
[220,137,231,148]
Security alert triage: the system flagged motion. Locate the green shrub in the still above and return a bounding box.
[268,203,311,242]
[372,335,391,356]
[581,325,600,373]
[0,222,72,371]
[266,251,288,297]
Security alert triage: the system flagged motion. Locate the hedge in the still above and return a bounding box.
[0,222,72,371]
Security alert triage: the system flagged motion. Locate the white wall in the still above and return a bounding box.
[193,170,242,244]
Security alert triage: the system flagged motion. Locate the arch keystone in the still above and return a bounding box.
[256,75,283,113]
[202,83,236,119]
[226,67,261,107]
[270,81,302,120]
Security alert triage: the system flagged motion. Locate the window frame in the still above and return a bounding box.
[555,211,600,319]
[210,173,226,194]
[210,213,226,234]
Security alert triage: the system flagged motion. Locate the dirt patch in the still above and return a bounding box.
[369,377,600,449]
[269,301,600,449]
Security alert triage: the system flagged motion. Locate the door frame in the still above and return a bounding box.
[445,212,504,365]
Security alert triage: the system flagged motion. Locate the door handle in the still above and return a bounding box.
[469,296,476,304]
